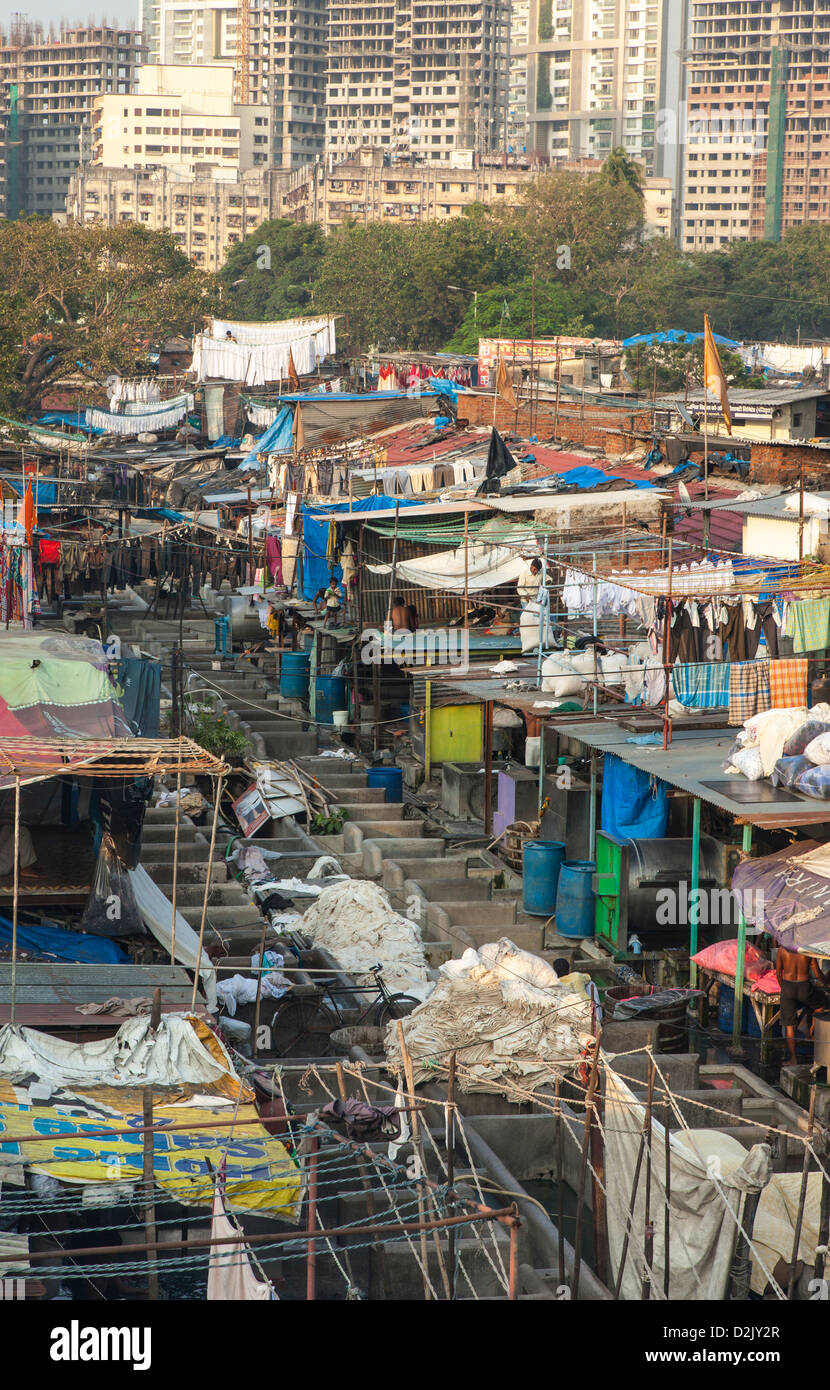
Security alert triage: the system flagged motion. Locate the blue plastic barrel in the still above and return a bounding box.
[522,840,567,917]
[280,650,310,700]
[717,983,764,1038]
[315,675,348,725]
[555,860,596,938]
[367,766,403,803]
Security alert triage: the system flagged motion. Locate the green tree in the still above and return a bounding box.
[602,147,645,195]
[624,339,762,394]
[0,218,215,412]
[446,276,594,353]
[218,219,326,319]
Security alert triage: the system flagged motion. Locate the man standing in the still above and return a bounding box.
[776,945,828,1065]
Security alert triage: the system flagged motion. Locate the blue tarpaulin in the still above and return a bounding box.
[301,496,422,601]
[0,916,127,964]
[622,329,739,350]
[600,752,669,839]
[117,656,161,737]
[240,406,294,470]
[7,478,58,505]
[557,465,655,491]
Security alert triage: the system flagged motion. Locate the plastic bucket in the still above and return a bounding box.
[332,709,349,729]
[367,766,403,803]
[280,650,310,700]
[522,840,567,917]
[555,860,596,938]
[315,675,348,725]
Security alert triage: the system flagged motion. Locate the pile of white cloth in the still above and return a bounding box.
[385,939,593,1096]
[300,879,430,997]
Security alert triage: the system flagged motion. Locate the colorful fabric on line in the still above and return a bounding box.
[785,598,830,653]
[728,660,771,726]
[672,661,730,709]
[768,658,809,710]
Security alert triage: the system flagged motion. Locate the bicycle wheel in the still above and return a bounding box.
[374,993,420,1027]
[271,997,331,1057]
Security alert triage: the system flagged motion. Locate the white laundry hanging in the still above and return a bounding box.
[85,393,194,436]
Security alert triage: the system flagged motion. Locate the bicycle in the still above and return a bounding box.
[270,963,421,1057]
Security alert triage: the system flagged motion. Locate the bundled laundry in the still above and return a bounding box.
[300,880,430,997]
[724,703,830,797]
[385,939,593,1097]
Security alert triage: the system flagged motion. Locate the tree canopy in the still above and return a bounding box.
[0,218,215,412]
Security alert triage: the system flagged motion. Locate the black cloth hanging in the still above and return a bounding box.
[476,428,516,495]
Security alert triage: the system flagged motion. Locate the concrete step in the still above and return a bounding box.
[257,733,319,758]
[179,904,262,931]
[362,838,446,876]
[312,785,385,805]
[345,818,422,839]
[405,876,493,902]
[333,802,403,821]
[427,902,516,929]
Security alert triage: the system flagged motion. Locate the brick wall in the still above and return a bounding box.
[461,392,652,450]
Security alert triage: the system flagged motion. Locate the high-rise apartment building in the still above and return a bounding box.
[324,0,511,163]
[508,0,531,153]
[523,0,684,180]
[680,0,830,251]
[142,0,327,168]
[92,63,270,173]
[0,20,142,217]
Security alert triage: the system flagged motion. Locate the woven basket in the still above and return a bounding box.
[502,819,540,870]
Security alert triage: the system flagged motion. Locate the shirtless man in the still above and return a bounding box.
[776,945,829,1065]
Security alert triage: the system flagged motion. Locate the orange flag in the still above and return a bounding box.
[21,482,35,546]
[703,313,732,435]
[495,355,517,410]
[287,349,300,392]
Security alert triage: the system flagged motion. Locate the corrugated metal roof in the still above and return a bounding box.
[659,387,830,406]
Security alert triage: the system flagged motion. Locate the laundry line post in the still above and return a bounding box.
[730,822,753,1055]
[463,510,469,630]
[689,796,701,988]
[9,776,20,1026]
[169,763,182,965]
[190,773,225,1012]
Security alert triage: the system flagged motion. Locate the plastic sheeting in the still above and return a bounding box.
[240,407,294,470]
[129,864,217,1010]
[751,1171,821,1295]
[301,495,422,601]
[385,939,592,1095]
[603,1065,772,1300]
[365,519,538,593]
[0,1013,231,1088]
[0,916,127,964]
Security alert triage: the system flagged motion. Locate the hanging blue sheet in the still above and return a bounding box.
[240,406,294,470]
[600,751,669,839]
[301,496,422,601]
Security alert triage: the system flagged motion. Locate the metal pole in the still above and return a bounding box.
[252,912,269,1058]
[9,776,20,1025]
[731,822,753,1053]
[589,751,597,863]
[555,1075,566,1286]
[425,676,432,781]
[689,797,701,988]
[483,700,494,837]
[190,773,225,1012]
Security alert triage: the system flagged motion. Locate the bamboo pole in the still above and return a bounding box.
[446,1052,458,1299]
[787,1084,817,1299]
[555,1075,566,1286]
[641,1056,655,1300]
[571,1032,601,1299]
[663,1072,672,1300]
[190,773,225,1012]
[9,777,20,1026]
[306,1134,318,1300]
[169,767,182,965]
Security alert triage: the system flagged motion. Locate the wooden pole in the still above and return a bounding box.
[169,767,182,965]
[397,1021,434,1301]
[662,537,673,751]
[614,1086,652,1298]
[463,510,469,630]
[571,1032,601,1299]
[252,913,269,1058]
[787,1084,817,1298]
[446,1051,457,1298]
[9,777,20,1026]
[190,773,225,1011]
[813,1137,830,1283]
[641,1056,655,1300]
[483,699,494,837]
[555,1075,566,1286]
[142,987,162,1302]
[306,1134,318,1301]
[663,1072,672,1300]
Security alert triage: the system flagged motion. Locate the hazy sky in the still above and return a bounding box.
[18,2,139,25]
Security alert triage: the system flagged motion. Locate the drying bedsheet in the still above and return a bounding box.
[385,938,593,1096]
